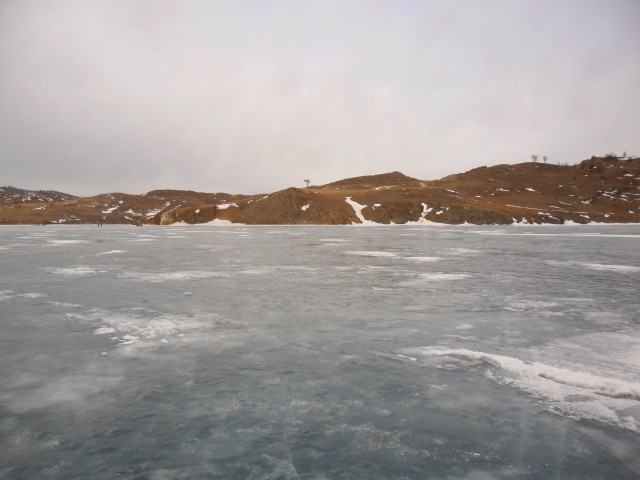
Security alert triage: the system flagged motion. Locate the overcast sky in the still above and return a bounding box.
[1,0,639,196]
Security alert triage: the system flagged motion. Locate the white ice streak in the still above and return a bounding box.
[118,271,229,282]
[400,273,473,287]
[0,290,15,302]
[399,339,640,432]
[505,300,561,311]
[97,249,127,255]
[0,290,48,302]
[583,263,640,273]
[47,239,90,245]
[15,292,48,299]
[455,323,474,330]
[546,260,640,273]
[49,266,101,276]
[405,256,441,263]
[413,273,471,281]
[345,250,398,258]
[46,301,82,308]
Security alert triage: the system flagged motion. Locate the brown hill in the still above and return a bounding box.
[325,171,420,189]
[0,189,248,225]
[2,156,639,225]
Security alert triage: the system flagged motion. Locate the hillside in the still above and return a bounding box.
[2,156,639,225]
[1,186,77,204]
[0,189,249,225]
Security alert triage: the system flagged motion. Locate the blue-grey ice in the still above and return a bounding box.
[1,224,639,478]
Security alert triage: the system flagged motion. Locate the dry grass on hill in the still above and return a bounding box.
[2,156,639,225]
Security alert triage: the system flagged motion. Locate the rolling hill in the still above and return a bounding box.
[2,155,639,225]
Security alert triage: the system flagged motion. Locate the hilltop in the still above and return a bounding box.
[2,156,639,225]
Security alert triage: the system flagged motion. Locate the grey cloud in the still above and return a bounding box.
[1,0,639,195]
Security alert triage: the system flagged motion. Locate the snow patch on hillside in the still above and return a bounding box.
[345,197,377,225]
[217,203,237,210]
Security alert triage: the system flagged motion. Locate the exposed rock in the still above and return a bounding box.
[156,205,218,225]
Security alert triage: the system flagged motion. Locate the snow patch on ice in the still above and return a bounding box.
[79,309,246,347]
[398,334,640,432]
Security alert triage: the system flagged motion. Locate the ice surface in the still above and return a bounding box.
[1,224,639,479]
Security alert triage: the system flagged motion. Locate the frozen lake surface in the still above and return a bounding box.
[1,224,639,479]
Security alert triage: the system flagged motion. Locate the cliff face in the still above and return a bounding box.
[2,156,639,225]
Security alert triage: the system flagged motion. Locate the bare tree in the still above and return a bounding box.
[543,156,548,164]
[304,179,310,188]
[531,154,538,163]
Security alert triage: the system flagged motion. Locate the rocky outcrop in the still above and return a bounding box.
[217,188,357,225]
[156,205,219,225]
